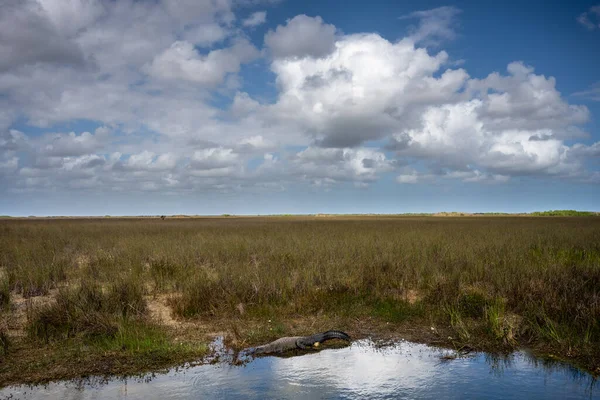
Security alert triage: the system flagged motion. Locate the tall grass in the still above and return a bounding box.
[1,216,599,355]
[0,279,9,312]
[27,278,147,343]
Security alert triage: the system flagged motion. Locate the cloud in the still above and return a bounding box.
[0,155,19,175]
[161,0,234,25]
[0,0,86,72]
[63,154,106,171]
[0,0,249,131]
[183,24,230,47]
[0,129,28,152]
[189,147,239,170]
[266,33,457,147]
[264,15,337,59]
[41,127,111,157]
[235,0,282,5]
[36,0,107,36]
[234,135,276,152]
[576,140,600,155]
[399,6,461,46]
[292,147,394,185]
[572,81,600,101]
[396,173,419,184]
[396,168,509,184]
[389,62,592,178]
[113,151,178,172]
[466,62,589,133]
[146,38,259,86]
[577,5,600,30]
[0,5,598,196]
[243,11,267,27]
[68,0,237,75]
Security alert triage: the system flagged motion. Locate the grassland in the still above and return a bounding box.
[0,215,599,386]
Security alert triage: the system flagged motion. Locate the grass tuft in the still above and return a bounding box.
[27,279,148,343]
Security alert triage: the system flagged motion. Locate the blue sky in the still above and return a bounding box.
[0,0,598,216]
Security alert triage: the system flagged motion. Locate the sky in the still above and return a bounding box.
[0,0,599,216]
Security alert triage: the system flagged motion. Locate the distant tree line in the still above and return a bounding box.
[530,210,598,216]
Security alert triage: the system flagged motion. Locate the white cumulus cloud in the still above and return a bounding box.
[265,15,337,59]
[146,38,259,86]
[0,4,597,196]
[243,11,267,27]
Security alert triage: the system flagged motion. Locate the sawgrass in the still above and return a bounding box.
[0,215,599,381]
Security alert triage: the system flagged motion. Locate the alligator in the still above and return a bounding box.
[244,330,351,356]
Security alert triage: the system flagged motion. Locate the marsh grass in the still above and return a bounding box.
[27,278,147,343]
[0,279,9,312]
[91,319,205,356]
[445,305,471,341]
[484,299,505,341]
[0,329,8,357]
[1,216,599,374]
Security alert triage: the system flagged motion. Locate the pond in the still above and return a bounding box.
[1,339,597,399]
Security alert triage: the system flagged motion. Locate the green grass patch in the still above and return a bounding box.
[445,305,471,341]
[458,291,493,319]
[484,300,505,340]
[91,320,206,356]
[370,298,425,323]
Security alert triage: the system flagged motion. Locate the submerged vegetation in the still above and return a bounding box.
[0,216,599,385]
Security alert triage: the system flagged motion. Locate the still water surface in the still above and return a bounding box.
[1,339,597,399]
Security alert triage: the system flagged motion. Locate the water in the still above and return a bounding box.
[1,339,597,399]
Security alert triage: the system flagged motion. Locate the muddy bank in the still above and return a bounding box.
[1,309,598,388]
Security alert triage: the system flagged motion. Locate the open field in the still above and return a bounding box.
[0,216,599,386]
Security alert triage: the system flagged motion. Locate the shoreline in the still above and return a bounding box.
[1,311,598,388]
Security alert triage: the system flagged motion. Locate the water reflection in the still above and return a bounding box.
[1,339,597,399]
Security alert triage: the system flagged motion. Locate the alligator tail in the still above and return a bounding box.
[305,330,351,344]
[322,330,351,341]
